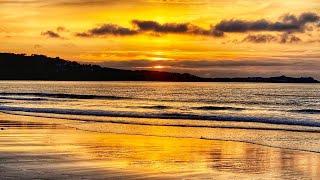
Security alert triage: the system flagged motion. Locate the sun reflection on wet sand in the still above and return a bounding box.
[0,114,319,179]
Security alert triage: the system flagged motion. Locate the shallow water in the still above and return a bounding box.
[0,81,319,152]
[0,118,320,180]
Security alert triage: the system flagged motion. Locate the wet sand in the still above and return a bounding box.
[0,113,320,179]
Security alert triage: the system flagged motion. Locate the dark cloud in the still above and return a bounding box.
[242,34,278,43]
[298,12,320,24]
[74,12,319,39]
[76,21,224,38]
[132,20,224,37]
[98,59,299,69]
[215,12,320,33]
[242,33,302,44]
[41,30,62,39]
[280,33,302,44]
[75,24,138,37]
[132,20,188,33]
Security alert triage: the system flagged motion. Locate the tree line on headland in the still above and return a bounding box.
[0,53,318,83]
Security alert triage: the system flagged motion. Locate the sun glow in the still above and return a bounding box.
[0,0,319,78]
[153,65,165,69]
[148,57,173,61]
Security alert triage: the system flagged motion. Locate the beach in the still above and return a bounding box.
[1,112,319,179]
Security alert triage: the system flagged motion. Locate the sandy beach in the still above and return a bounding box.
[0,112,319,179]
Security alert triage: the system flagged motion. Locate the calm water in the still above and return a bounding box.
[0,81,320,151]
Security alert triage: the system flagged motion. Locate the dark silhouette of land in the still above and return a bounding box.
[211,76,319,83]
[0,53,318,83]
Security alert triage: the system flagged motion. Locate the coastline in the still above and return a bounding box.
[0,53,319,83]
[0,113,320,179]
[2,112,320,153]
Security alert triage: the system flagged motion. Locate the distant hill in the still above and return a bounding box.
[0,53,318,83]
[0,53,202,81]
[211,76,319,83]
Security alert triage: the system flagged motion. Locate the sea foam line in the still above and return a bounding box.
[1,105,320,128]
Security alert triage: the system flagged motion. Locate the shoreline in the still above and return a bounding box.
[0,113,320,179]
[1,112,320,153]
[2,111,320,133]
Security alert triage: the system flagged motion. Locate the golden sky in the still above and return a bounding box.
[1,0,320,77]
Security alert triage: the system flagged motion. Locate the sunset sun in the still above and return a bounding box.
[153,65,164,69]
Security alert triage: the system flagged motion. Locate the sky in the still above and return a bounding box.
[1,0,320,78]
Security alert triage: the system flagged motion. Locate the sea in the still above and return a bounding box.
[0,81,319,151]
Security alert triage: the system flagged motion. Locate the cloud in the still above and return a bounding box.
[95,58,320,79]
[132,20,224,37]
[75,24,138,37]
[76,20,224,38]
[132,20,188,33]
[74,12,319,40]
[242,34,278,43]
[98,59,301,69]
[41,27,69,39]
[41,30,62,39]
[215,12,320,33]
[242,33,302,44]
[280,33,302,44]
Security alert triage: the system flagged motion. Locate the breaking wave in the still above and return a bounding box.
[0,92,129,100]
[1,105,320,128]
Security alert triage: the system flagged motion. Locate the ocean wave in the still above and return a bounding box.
[290,109,320,114]
[137,105,245,111]
[0,97,49,101]
[0,105,320,128]
[254,93,319,98]
[139,105,171,110]
[0,92,129,100]
[3,110,320,134]
[0,92,304,108]
[193,106,245,111]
